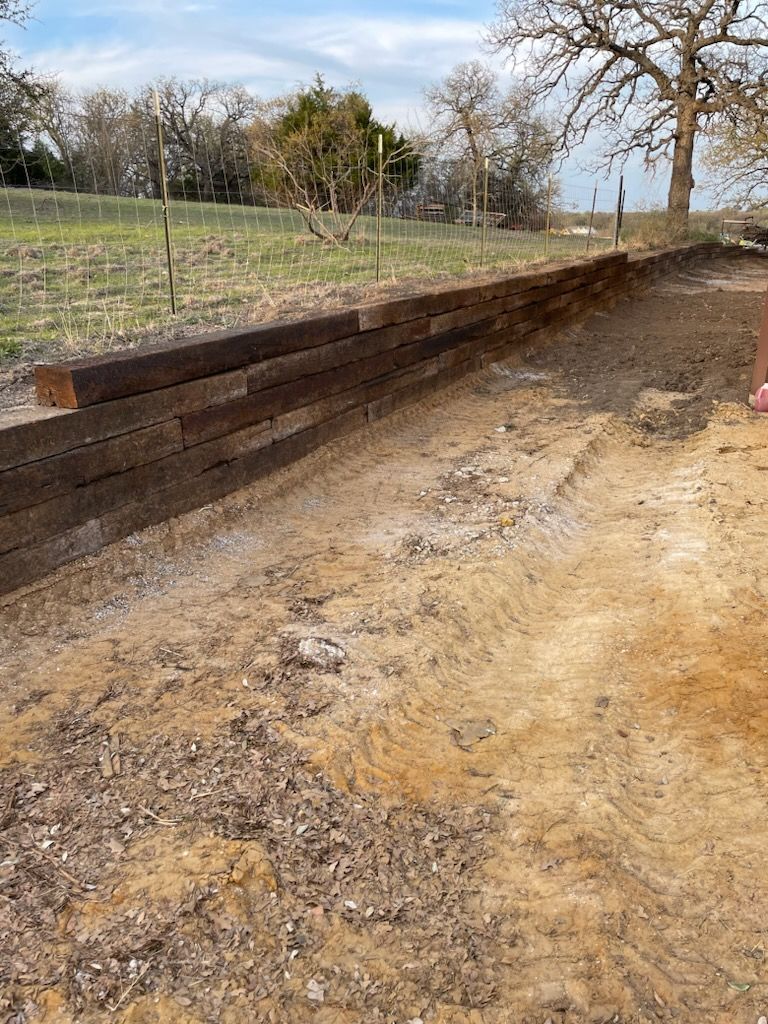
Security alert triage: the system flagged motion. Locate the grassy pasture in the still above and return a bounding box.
[0,186,612,359]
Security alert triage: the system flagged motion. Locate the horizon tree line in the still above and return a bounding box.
[4,0,768,236]
[0,66,557,239]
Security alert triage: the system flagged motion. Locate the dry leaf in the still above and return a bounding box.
[446,718,497,751]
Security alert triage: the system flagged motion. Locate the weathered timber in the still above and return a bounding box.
[35,311,359,408]
[0,420,272,555]
[357,252,628,331]
[0,370,247,472]
[98,409,367,551]
[246,318,431,394]
[0,420,183,516]
[184,349,397,446]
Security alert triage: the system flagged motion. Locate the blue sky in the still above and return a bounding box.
[4,0,687,209]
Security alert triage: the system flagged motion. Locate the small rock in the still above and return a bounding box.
[229,846,277,892]
[297,637,346,671]
[595,695,610,708]
[307,979,325,1002]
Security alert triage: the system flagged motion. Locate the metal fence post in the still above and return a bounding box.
[544,174,553,259]
[480,157,489,268]
[375,133,383,283]
[153,90,177,315]
[613,173,624,249]
[586,183,597,254]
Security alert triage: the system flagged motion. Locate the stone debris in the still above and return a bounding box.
[297,637,346,671]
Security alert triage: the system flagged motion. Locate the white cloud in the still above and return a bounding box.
[23,13,486,118]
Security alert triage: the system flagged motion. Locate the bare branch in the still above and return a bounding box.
[487,0,768,233]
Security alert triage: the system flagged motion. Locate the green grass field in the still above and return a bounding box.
[0,187,612,359]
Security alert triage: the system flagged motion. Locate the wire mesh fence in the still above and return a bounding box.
[0,116,623,357]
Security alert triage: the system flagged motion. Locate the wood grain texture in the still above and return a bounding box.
[0,419,271,555]
[35,311,358,408]
[0,420,184,516]
[0,370,247,472]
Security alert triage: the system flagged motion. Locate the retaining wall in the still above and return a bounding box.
[0,242,731,596]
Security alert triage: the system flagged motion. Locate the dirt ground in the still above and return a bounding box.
[2,254,768,1024]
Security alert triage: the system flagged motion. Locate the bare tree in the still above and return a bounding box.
[33,79,76,170]
[488,0,768,238]
[251,78,415,243]
[424,60,553,225]
[134,78,257,202]
[38,84,141,194]
[31,76,260,202]
[703,110,768,208]
[425,61,551,173]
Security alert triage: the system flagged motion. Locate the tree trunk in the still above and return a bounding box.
[666,104,697,241]
[297,183,373,244]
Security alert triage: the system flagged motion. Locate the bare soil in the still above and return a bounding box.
[2,254,768,1024]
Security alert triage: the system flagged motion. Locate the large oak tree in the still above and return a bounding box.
[488,0,768,238]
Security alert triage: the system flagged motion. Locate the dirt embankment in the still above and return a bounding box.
[2,255,768,1024]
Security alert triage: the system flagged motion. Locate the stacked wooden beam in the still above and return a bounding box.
[0,243,734,596]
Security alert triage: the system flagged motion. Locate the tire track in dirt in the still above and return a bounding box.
[333,396,768,1020]
[309,263,768,1015]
